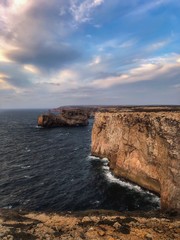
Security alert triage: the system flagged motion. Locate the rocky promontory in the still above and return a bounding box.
[38,109,89,127]
[91,106,180,211]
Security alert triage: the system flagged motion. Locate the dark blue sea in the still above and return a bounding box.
[0,109,160,212]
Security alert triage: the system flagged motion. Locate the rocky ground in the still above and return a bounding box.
[0,209,179,240]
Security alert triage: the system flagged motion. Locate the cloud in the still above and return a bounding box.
[0,0,81,71]
[91,55,180,88]
[70,0,104,24]
[0,0,180,108]
[97,38,137,52]
[5,42,81,71]
[127,0,171,16]
[0,62,34,89]
[146,40,170,52]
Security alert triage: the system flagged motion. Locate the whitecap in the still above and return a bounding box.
[102,157,109,161]
[87,155,100,160]
[102,165,110,170]
[92,200,100,205]
[21,165,31,169]
[3,205,12,209]
[100,158,109,164]
[35,125,43,129]
[103,167,160,205]
[24,175,32,179]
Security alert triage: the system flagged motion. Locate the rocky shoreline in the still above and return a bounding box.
[0,209,179,240]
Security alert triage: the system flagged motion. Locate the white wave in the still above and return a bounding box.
[104,167,160,204]
[102,165,110,170]
[25,147,31,152]
[21,165,31,169]
[100,158,109,165]
[87,155,100,160]
[24,175,32,179]
[35,125,43,129]
[3,205,12,209]
[74,148,79,151]
[88,154,160,205]
[87,155,110,164]
[105,170,142,192]
[150,195,160,205]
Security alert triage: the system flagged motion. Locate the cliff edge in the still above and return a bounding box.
[91,107,180,211]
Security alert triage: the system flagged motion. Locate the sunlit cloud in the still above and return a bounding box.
[0,49,12,62]
[91,55,180,88]
[23,64,40,74]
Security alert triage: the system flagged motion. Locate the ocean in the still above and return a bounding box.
[0,109,160,212]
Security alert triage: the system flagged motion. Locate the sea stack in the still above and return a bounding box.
[38,109,89,127]
[91,106,180,211]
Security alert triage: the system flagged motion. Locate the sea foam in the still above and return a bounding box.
[89,155,160,205]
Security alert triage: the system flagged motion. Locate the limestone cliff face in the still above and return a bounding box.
[91,109,180,211]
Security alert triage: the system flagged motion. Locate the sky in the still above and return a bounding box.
[0,0,180,108]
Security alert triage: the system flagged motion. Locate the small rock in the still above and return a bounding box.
[107,237,116,240]
[90,216,100,223]
[82,217,90,222]
[113,222,121,230]
[98,229,105,236]
[144,233,153,240]
[7,235,13,240]
[37,223,44,228]
[131,222,139,227]
[173,233,180,239]
[88,227,94,231]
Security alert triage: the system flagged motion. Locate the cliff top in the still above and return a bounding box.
[0,209,179,240]
[51,105,180,113]
[97,106,180,113]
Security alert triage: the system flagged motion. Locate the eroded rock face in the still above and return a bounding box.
[38,109,89,127]
[91,108,180,211]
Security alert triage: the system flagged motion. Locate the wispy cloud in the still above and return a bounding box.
[91,54,180,88]
[146,40,170,52]
[70,0,104,24]
[127,0,170,16]
[97,38,137,52]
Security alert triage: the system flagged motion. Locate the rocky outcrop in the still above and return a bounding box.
[91,107,180,211]
[0,209,179,240]
[38,109,89,127]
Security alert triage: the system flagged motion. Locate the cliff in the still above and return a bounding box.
[38,109,89,127]
[91,107,180,211]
